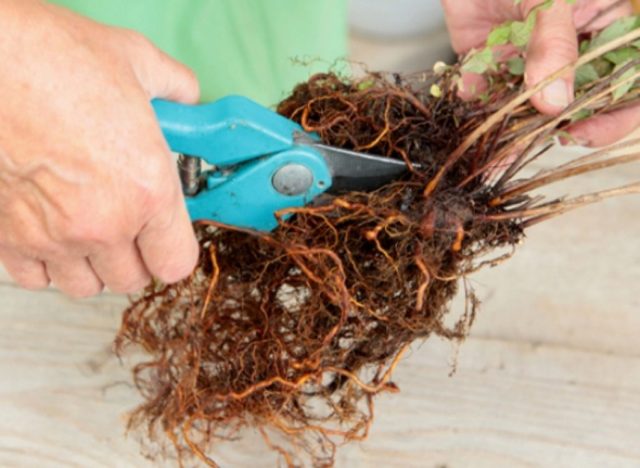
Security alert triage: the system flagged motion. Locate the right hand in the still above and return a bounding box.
[0,0,201,298]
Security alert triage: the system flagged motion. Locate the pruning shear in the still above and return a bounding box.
[152,96,409,231]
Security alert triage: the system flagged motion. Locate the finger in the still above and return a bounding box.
[126,31,200,104]
[441,0,487,53]
[89,243,152,294]
[524,0,578,115]
[440,0,521,53]
[567,104,640,147]
[0,248,49,290]
[458,72,488,101]
[46,257,104,298]
[144,49,200,103]
[575,0,632,31]
[136,198,199,285]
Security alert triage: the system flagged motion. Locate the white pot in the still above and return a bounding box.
[349,0,445,39]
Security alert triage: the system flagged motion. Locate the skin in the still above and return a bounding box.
[441,0,636,147]
[0,0,200,298]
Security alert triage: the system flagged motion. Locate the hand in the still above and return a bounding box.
[0,0,200,298]
[441,0,636,147]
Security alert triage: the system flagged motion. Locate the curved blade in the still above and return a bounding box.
[294,133,414,193]
[315,143,410,193]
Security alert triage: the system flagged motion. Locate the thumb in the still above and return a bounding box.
[126,31,200,104]
[524,0,578,115]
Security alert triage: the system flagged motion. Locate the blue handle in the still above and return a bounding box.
[187,147,332,231]
[152,96,305,166]
[151,95,332,231]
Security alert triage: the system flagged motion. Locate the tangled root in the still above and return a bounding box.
[117,29,640,467]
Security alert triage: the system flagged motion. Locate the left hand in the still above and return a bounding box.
[441,0,637,147]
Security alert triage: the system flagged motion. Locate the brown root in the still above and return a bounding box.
[116,30,640,468]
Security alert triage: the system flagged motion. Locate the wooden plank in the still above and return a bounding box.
[2,239,640,468]
[343,337,640,468]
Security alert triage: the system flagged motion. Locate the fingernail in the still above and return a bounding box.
[560,136,589,147]
[573,137,589,147]
[542,79,571,108]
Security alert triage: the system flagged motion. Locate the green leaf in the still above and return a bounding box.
[574,63,600,87]
[611,60,638,101]
[604,47,640,65]
[555,130,576,143]
[509,9,539,48]
[540,0,554,10]
[589,16,640,51]
[570,108,593,123]
[579,39,591,54]
[613,78,634,100]
[462,47,496,74]
[430,84,442,98]
[357,79,375,91]
[487,23,512,47]
[510,20,533,47]
[592,57,615,77]
[507,57,525,75]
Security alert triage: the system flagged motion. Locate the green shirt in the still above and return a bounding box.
[50,0,347,105]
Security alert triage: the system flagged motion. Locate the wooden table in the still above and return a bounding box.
[1,145,640,467]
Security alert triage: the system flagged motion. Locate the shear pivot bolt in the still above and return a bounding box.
[272,164,314,196]
[178,154,202,197]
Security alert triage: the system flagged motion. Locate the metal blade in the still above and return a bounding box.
[294,133,413,193]
[316,144,410,193]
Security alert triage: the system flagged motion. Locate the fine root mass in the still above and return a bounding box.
[116,25,640,468]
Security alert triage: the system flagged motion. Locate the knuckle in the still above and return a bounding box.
[1,203,49,254]
[58,200,137,248]
[120,28,154,53]
[15,275,49,291]
[140,166,179,209]
[119,28,169,79]
[67,220,126,248]
[530,28,577,56]
[546,35,577,57]
[23,232,58,258]
[145,155,174,185]
[58,219,105,248]
[184,66,199,88]
[108,276,151,295]
[4,257,49,291]
[63,282,104,299]
[153,257,196,284]
[181,67,200,99]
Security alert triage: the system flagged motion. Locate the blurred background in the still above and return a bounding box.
[348,0,454,72]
